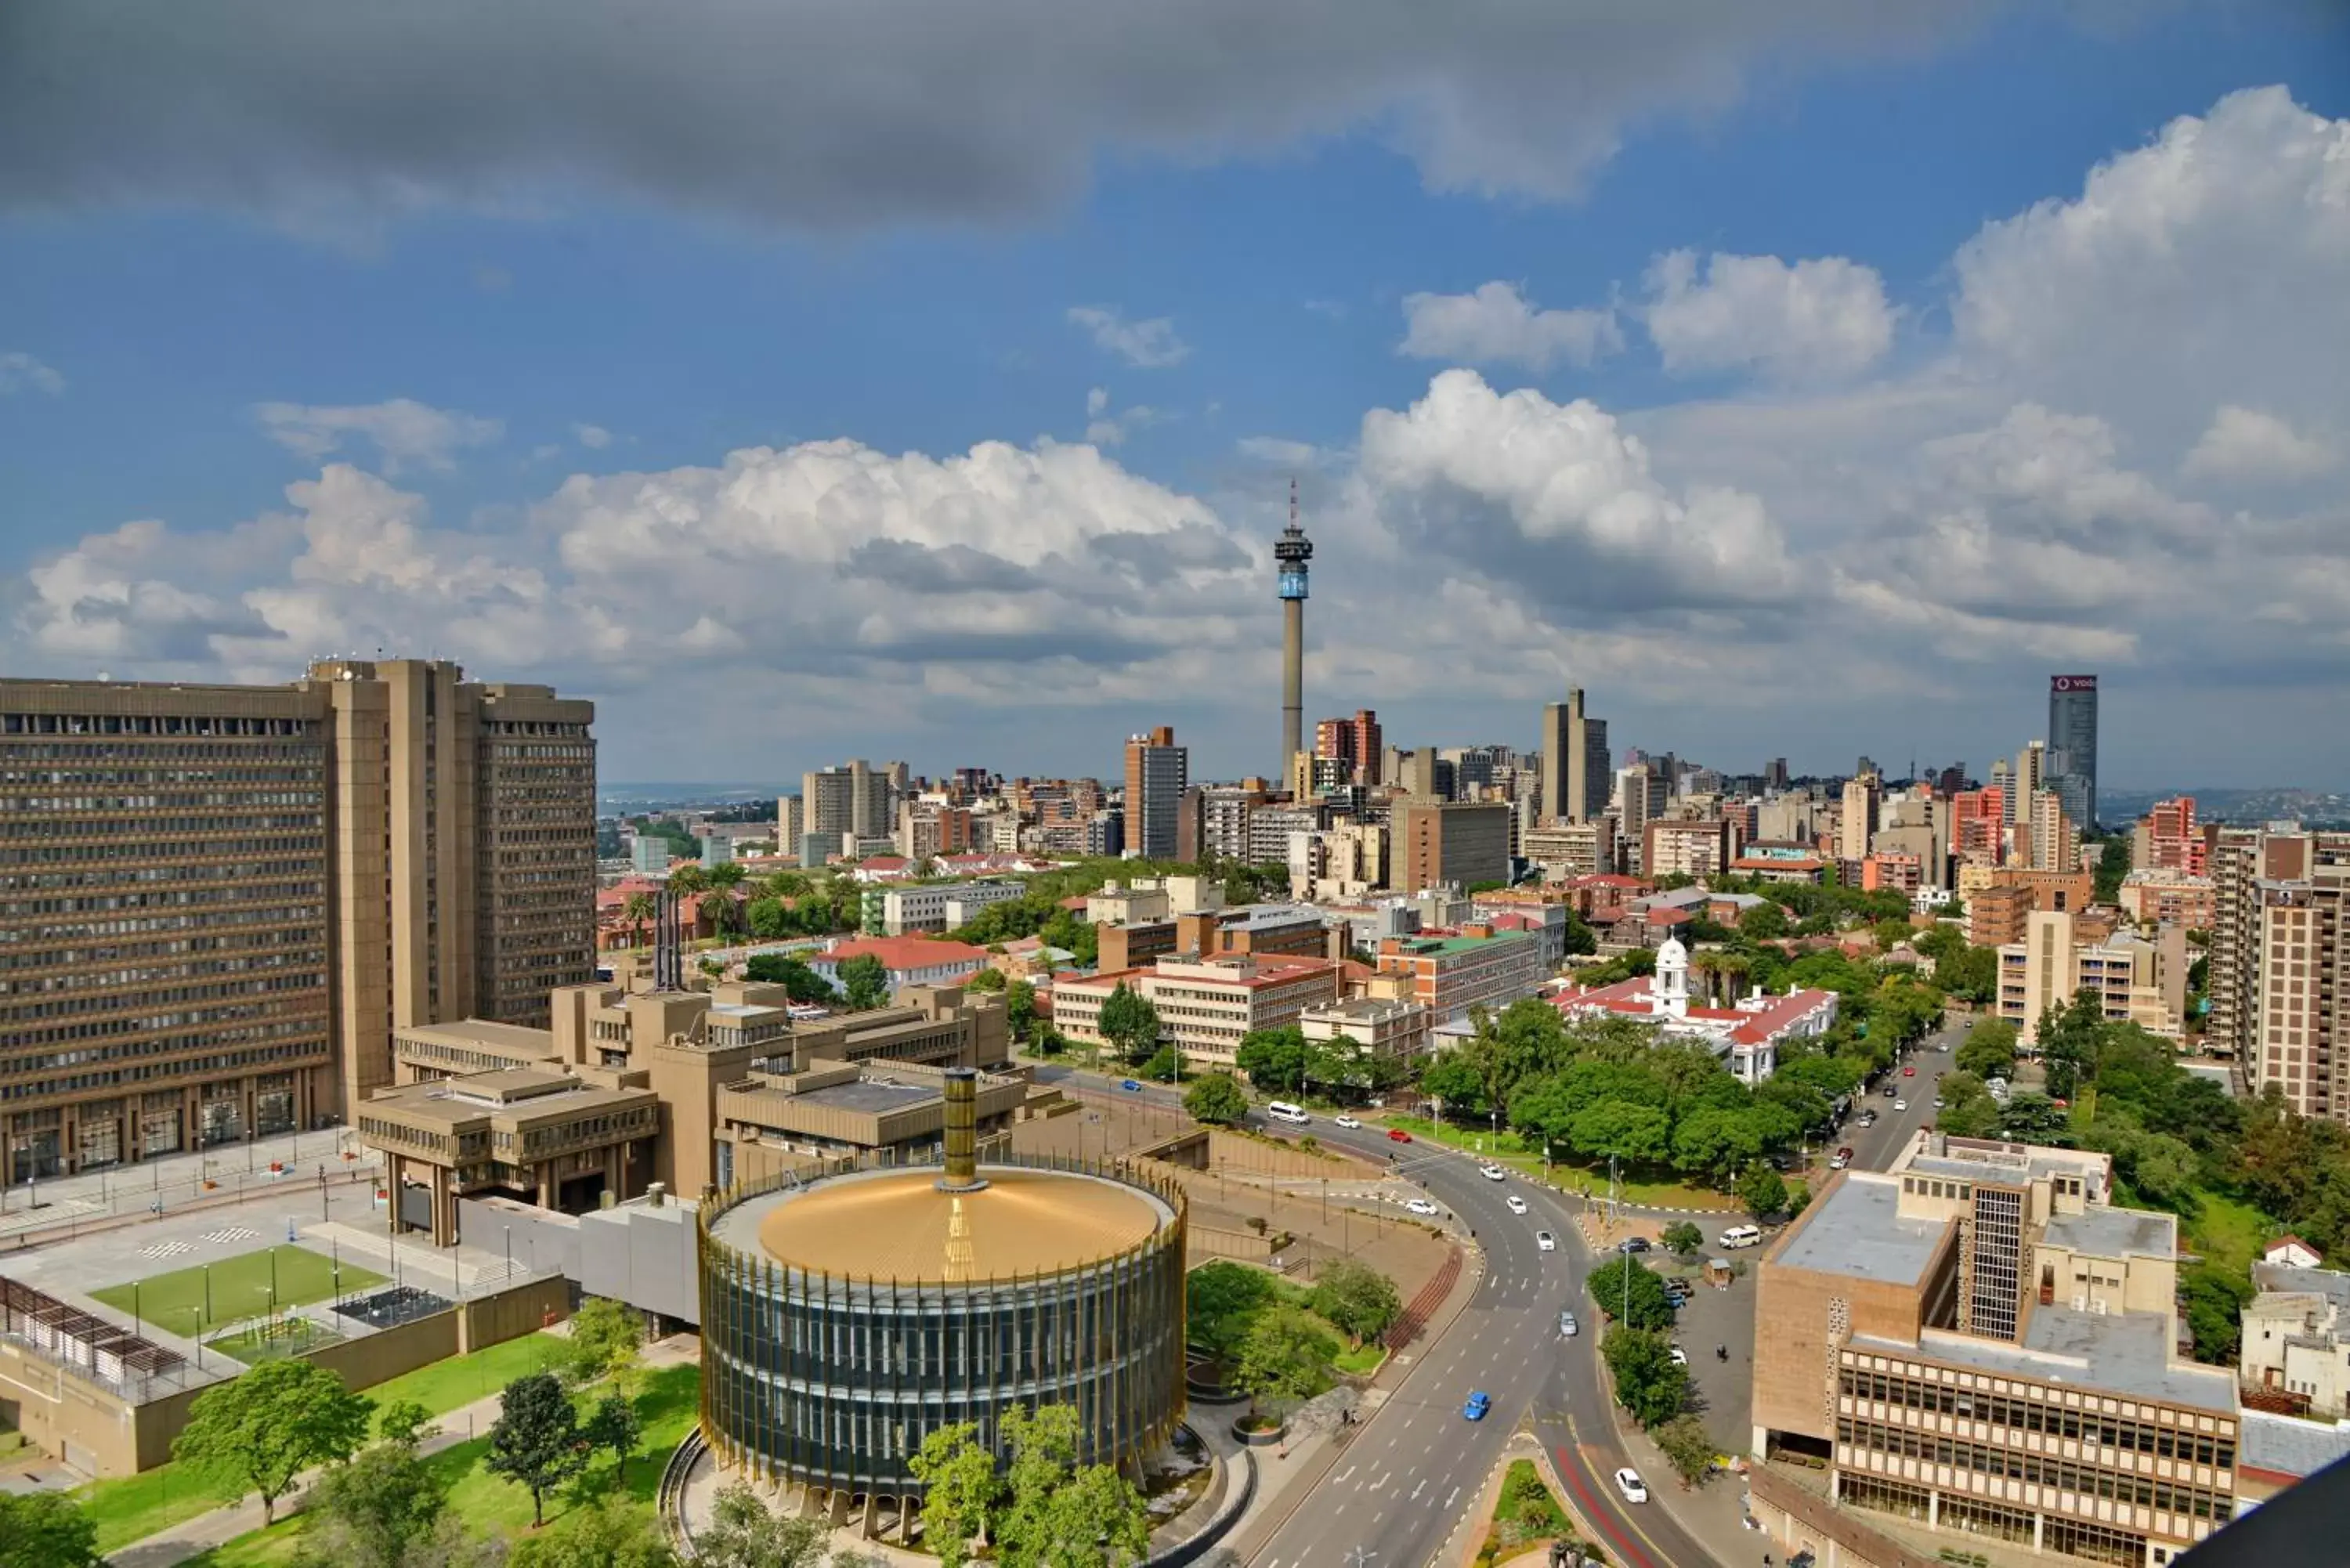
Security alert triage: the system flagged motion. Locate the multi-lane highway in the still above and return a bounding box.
[1039,1021,1969,1566]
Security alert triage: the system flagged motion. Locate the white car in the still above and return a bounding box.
[1668,1345,1689,1366]
[1334,1115,1362,1129]
[1480,1164,1507,1181]
[1535,1230,1557,1252]
[1614,1468,1650,1505]
[1893,1099,1908,1111]
[1505,1194,1529,1216]
[1405,1198,1441,1217]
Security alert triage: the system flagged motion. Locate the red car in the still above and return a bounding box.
[1388,1128,1413,1143]
[1903,1066,1917,1076]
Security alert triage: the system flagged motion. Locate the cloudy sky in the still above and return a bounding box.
[3,2,2347,792]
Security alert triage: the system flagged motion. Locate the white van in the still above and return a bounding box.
[1265,1102,1310,1125]
[1718,1224,1763,1249]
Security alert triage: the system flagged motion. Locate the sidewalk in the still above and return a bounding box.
[107,1335,699,1568]
[1,1128,382,1247]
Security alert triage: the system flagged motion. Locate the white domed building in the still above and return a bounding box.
[1548,937,1836,1085]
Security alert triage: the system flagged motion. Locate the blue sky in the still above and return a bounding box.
[5,1,2348,792]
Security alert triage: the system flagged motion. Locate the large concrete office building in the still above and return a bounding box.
[1538,688,1609,825]
[1754,1132,2240,1567]
[2207,824,2350,1111]
[1123,726,1188,861]
[1394,799,1511,892]
[0,660,595,1188]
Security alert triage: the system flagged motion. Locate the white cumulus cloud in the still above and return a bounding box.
[1643,250,1895,381]
[1397,281,1622,371]
[573,423,614,450]
[1067,305,1190,368]
[254,398,503,472]
[2182,405,2337,483]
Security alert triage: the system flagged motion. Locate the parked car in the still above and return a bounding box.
[1882,1085,1898,1098]
[1559,1310,1579,1337]
[1669,1345,1689,1366]
[1506,1194,1530,1216]
[1387,1128,1413,1143]
[1614,1468,1650,1505]
[1903,1065,1917,1077]
[1618,1236,1650,1254]
[1535,1231,1557,1252]
[1838,1146,1856,1162]
[1405,1198,1441,1217]
[1334,1115,1362,1129]
[1828,1152,1850,1170]
[1894,1099,1908,1111]
[1462,1390,1491,1422]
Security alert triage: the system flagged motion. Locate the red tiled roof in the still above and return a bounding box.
[1645,906,1692,925]
[815,935,989,971]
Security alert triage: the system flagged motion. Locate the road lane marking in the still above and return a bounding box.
[1411,1478,1426,1499]
[1444,1486,1460,1509]
[1333,1465,1355,1483]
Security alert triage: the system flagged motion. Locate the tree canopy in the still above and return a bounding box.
[484,1371,588,1527]
[1183,1072,1249,1126]
[174,1357,374,1525]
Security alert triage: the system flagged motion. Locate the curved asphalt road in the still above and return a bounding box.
[1035,1065,1719,1567]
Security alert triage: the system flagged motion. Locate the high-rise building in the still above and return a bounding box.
[776,793,804,854]
[1539,688,1611,824]
[1763,757,1790,793]
[1838,773,1881,863]
[2028,788,2077,873]
[2209,826,2350,1117]
[0,660,595,1186]
[2012,740,2047,830]
[2048,674,2100,831]
[1614,764,1668,871]
[1393,800,1512,892]
[1274,482,1314,775]
[2135,796,2204,875]
[1313,709,1382,786]
[801,761,892,840]
[1123,727,1188,860]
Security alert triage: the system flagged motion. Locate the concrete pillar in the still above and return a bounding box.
[386,1153,403,1234]
[2034,1512,2044,1552]
[430,1165,453,1246]
[536,1165,553,1208]
[1928,1490,1940,1527]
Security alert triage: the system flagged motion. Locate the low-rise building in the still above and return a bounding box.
[808,935,990,997]
[1753,1131,2242,1567]
[1300,995,1431,1075]
[1860,852,1922,894]
[1522,819,1614,879]
[1549,938,1831,1084]
[1998,912,2186,1044]
[868,878,1028,936]
[1375,924,1546,1023]
[1643,817,1738,880]
[1051,954,1344,1068]
[2243,1254,2350,1419]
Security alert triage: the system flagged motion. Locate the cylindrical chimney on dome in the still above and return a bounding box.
[937,1068,988,1192]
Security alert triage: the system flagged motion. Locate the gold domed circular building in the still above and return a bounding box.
[697,1070,1187,1501]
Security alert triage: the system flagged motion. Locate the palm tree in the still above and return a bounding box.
[1716,953,1754,1005]
[707,862,747,892]
[1688,951,1723,1006]
[622,891,656,949]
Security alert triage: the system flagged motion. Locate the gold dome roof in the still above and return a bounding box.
[753,1166,1167,1284]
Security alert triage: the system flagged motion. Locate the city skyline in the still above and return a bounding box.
[4,9,2347,789]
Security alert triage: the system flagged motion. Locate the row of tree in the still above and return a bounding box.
[908,1405,1151,1568]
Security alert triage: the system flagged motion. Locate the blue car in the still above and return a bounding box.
[1462,1391,1491,1422]
[1119,1078,1143,1092]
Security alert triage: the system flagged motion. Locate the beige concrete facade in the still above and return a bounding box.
[1394,798,1511,892]
[2208,826,2350,1103]
[0,663,592,1189]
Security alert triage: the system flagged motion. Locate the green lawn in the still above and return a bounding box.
[91,1246,387,1337]
[2182,1187,2272,1276]
[358,1329,566,1433]
[1332,1340,1389,1376]
[183,1363,703,1566]
[78,1458,240,1554]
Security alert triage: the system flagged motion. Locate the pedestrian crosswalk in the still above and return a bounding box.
[203,1225,258,1245]
[138,1238,193,1260]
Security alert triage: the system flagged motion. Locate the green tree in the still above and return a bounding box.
[1651,1414,1717,1487]
[621,889,656,949]
[1660,1221,1705,1258]
[1186,1260,1280,1367]
[1739,901,1790,940]
[1419,1053,1488,1119]
[0,1494,100,1568]
[1308,1259,1402,1346]
[1957,1018,2021,1081]
[996,1405,1151,1568]
[483,1371,588,1527]
[837,953,891,1010]
[584,1392,642,1481]
[506,1494,678,1568]
[909,1422,1000,1568]
[695,1480,829,1568]
[1184,1072,1249,1127]
[1140,1045,1185,1082]
[1585,1256,1674,1331]
[2181,1264,2256,1365]
[1936,1085,2004,1139]
[964,966,1009,992]
[1234,1306,1333,1419]
[174,1357,374,1526]
[1737,1162,1791,1220]
[1600,1328,1690,1427]
[294,1435,449,1568]
[1097,982,1162,1065]
[2040,987,2106,1100]
[1234,1024,1310,1093]
[375,1398,437,1447]
[561,1296,643,1389]
[743,953,832,1003]
[1005,977,1038,1039]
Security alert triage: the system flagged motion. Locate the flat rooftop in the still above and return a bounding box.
[1772,1174,1949,1287]
[367,1070,649,1125]
[1222,904,1327,931]
[791,1078,937,1115]
[714,1165,1173,1283]
[2254,1263,2350,1311]
[2044,1205,2176,1260]
[395,1018,559,1052]
[2241,1410,2350,1480]
[1853,1314,2233,1414]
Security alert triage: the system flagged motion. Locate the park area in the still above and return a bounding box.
[90,1245,386,1339]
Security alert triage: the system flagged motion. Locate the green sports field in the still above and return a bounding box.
[90,1245,388,1336]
